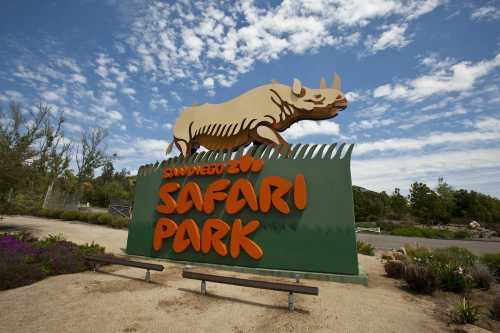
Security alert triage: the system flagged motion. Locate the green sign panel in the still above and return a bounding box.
[126,143,359,276]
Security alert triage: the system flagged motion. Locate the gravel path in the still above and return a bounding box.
[0,215,453,332]
[357,233,500,255]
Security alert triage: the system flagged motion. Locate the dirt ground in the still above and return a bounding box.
[0,216,478,332]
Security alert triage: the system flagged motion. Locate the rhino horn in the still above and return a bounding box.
[320,77,327,89]
[333,73,341,90]
[292,79,302,96]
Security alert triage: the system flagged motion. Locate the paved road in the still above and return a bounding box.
[357,233,500,255]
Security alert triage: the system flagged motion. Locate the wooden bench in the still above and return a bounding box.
[182,270,319,311]
[84,255,164,282]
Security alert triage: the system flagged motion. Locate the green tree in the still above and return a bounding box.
[390,188,408,219]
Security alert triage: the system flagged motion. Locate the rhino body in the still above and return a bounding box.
[168,76,348,157]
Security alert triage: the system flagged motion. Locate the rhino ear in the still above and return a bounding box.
[292,79,302,96]
[333,73,341,90]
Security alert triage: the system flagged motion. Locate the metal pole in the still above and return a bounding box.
[201,280,206,295]
[288,292,295,312]
[145,270,151,282]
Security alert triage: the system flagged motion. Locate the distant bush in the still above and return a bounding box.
[450,297,480,325]
[356,222,377,228]
[436,264,471,293]
[470,264,493,290]
[356,240,375,256]
[77,212,90,222]
[47,209,63,219]
[491,296,500,321]
[378,221,398,232]
[86,212,102,224]
[403,263,438,294]
[391,226,456,239]
[481,253,500,276]
[454,230,471,239]
[61,211,79,221]
[97,213,113,226]
[384,260,405,279]
[111,217,129,229]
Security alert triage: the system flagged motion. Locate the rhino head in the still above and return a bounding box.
[288,74,348,120]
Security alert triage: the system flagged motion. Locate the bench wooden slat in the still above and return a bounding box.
[182,270,318,295]
[84,255,164,271]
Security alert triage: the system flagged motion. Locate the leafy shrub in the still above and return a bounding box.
[36,233,66,247]
[384,260,405,279]
[405,244,433,264]
[356,240,375,256]
[0,259,46,290]
[86,212,102,224]
[481,253,500,276]
[470,264,493,290]
[432,247,477,268]
[61,211,79,221]
[77,211,90,221]
[97,213,113,226]
[78,241,105,256]
[36,208,50,217]
[378,221,398,232]
[403,263,438,294]
[110,217,129,229]
[47,209,64,219]
[491,296,500,321]
[37,241,87,275]
[436,264,471,293]
[453,230,471,239]
[391,226,455,239]
[450,297,480,324]
[356,222,378,228]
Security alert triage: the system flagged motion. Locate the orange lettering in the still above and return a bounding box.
[173,219,201,252]
[201,218,230,256]
[203,179,230,214]
[259,176,292,214]
[157,182,180,214]
[293,174,307,210]
[176,182,204,214]
[225,178,258,214]
[153,218,178,251]
[230,219,263,260]
[226,160,239,174]
[239,154,253,173]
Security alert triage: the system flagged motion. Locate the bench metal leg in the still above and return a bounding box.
[93,263,100,272]
[201,280,206,295]
[288,292,295,312]
[145,270,151,282]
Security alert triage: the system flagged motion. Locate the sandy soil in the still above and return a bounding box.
[0,216,456,332]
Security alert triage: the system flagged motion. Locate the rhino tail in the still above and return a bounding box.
[165,140,174,156]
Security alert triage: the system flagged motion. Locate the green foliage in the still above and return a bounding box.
[47,209,63,219]
[78,241,105,256]
[450,297,480,324]
[389,188,409,219]
[403,263,438,294]
[36,233,66,247]
[60,210,79,221]
[391,226,470,239]
[356,240,375,256]
[97,213,113,225]
[111,217,129,229]
[480,253,500,276]
[384,260,405,279]
[470,264,493,290]
[410,182,450,224]
[436,264,472,293]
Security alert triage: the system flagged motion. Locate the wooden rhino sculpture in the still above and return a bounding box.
[166,75,348,157]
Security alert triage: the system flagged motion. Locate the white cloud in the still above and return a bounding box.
[355,118,500,155]
[121,0,443,90]
[203,77,215,89]
[0,90,24,102]
[350,118,396,131]
[352,147,500,194]
[122,87,136,96]
[365,24,411,53]
[373,54,500,102]
[71,73,87,84]
[62,122,83,133]
[283,120,340,140]
[471,6,500,21]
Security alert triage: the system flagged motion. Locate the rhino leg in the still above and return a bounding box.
[174,138,191,157]
[251,125,290,155]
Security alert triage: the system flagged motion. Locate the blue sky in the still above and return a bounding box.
[1,0,500,197]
